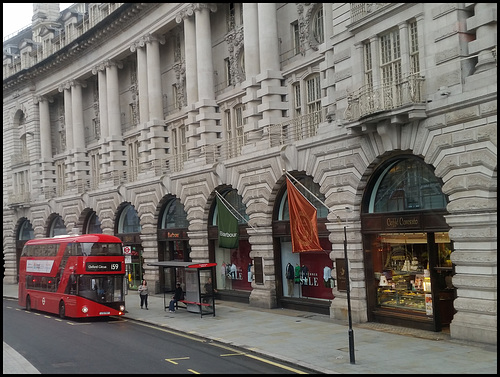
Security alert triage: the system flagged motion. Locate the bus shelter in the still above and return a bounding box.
[147,261,216,317]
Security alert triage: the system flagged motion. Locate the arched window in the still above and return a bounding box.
[118,204,141,233]
[49,216,66,237]
[278,176,328,220]
[367,157,447,213]
[160,198,189,229]
[311,6,324,44]
[212,189,249,225]
[85,212,103,234]
[18,220,34,240]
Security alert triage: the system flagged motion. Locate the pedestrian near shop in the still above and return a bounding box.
[138,279,149,309]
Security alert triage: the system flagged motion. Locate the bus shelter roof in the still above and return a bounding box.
[147,261,217,269]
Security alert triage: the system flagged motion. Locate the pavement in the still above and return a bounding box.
[3,283,497,374]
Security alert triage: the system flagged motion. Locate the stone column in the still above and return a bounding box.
[176,8,199,155]
[35,95,55,198]
[37,96,52,160]
[398,22,410,77]
[257,3,286,128]
[145,34,165,122]
[71,80,85,150]
[106,60,123,138]
[70,79,88,190]
[92,62,109,140]
[193,4,219,148]
[59,82,74,151]
[241,3,262,143]
[318,2,335,129]
[195,6,215,101]
[131,40,149,124]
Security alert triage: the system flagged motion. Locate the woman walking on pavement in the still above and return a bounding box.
[138,279,149,309]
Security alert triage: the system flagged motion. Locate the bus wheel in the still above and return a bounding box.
[26,295,31,311]
[59,301,65,319]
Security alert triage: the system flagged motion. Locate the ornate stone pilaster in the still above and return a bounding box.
[92,62,108,140]
[131,39,149,124]
[58,81,74,151]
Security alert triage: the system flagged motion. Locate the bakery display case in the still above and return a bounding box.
[377,287,426,311]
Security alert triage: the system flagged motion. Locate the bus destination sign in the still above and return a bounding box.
[85,262,121,272]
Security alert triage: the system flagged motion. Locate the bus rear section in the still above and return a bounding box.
[18,234,126,319]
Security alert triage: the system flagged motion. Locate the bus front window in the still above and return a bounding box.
[77,276,123,302]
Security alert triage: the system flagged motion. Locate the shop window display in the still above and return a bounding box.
[372,232,453,316]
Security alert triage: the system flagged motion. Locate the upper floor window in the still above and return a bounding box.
[312,6,324,44]
[292,21,301,55]
[380,29,402,85]
[306,75,321,114]
[118,204,141,234]
[293,83,302,117]
[409,21,420,74]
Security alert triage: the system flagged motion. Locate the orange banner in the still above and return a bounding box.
[286,177,323,253]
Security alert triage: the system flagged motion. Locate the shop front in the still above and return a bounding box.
[274,175,334,315]
[209,188,252,303]
[362,156,455,332]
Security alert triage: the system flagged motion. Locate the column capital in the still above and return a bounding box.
[34,95,53,105]
[175,4,217,23]
[58,81,72,92]
[175,6,194,23]
[130,36,148,52]
[69,79,87,89]
[91,61,107,75]
[144,33,166,46]
[103,59,124,70]
[193,3,217,13]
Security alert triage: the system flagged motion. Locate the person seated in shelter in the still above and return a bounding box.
[168,283,184,313]
[202,277,217,306]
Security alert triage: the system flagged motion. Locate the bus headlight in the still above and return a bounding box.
[81,306,89,314]
[119,305,125,312]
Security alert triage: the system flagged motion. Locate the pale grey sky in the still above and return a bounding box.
[3,3,73,40]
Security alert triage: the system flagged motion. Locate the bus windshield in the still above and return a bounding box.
[77,275,124,303]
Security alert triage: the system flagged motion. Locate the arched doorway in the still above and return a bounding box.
[208,187,251,303]
[157,197,191,293]
[362,155,455,332]
[274,174,334,314]
[116,203,142,290]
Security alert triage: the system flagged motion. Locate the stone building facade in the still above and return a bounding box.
[3,3,496,345]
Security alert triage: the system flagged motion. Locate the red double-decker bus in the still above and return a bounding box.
[18,234,126,319]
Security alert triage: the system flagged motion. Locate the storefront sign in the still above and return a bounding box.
[336,258,346,291]
[385,215,420,230]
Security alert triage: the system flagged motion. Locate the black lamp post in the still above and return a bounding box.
[343,224,355,364]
